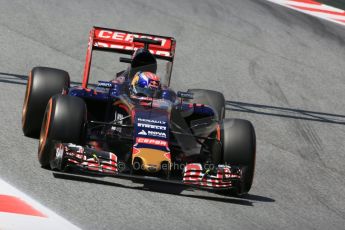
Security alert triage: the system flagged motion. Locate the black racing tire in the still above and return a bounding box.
[38,95,86,167]
[187,89,225,121]
[22,67,70,138]
[221,118,256,194]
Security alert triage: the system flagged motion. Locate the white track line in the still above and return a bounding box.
[0,178,80,230]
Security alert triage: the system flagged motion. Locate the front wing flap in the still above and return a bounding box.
[51,143,118,174]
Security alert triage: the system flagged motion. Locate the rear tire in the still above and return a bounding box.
[38,95,86,167]
[221,119,256,194]
[22,67,70,137]
[187,89,225,121]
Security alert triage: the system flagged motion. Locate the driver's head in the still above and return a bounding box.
[131,72,161,98]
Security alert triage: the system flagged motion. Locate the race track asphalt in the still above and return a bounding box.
[0,0,345,229]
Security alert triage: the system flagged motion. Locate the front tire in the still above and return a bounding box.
[221,119,256,194]
[38,95,86,167]
[22,67,70,137]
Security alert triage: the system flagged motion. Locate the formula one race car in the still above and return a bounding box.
[22,27,256,195]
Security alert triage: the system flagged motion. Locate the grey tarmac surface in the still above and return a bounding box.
[0,0,345,229]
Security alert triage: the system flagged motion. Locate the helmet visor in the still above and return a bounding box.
[133,85,161,98]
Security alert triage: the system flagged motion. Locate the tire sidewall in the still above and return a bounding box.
[38,95,86,167]
[22,67,70,137]
[221,119,256,194]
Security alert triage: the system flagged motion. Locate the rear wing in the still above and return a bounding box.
[82,26,176,88]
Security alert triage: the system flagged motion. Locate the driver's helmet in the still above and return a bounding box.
[131,71,161,98]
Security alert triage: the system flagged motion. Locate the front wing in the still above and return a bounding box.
[50,143,243,191]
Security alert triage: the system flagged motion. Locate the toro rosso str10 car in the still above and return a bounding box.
[22,27,256,195]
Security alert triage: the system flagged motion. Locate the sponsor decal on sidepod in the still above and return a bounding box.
[148,130,166,138]
[137,123,166,130]
[137,118,166,124]
[136,137,168,147]
[138,130,147,135]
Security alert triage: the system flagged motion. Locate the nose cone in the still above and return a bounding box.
[132,148,171,173]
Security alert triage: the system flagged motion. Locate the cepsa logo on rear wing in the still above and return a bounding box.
[91,27,176,60]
